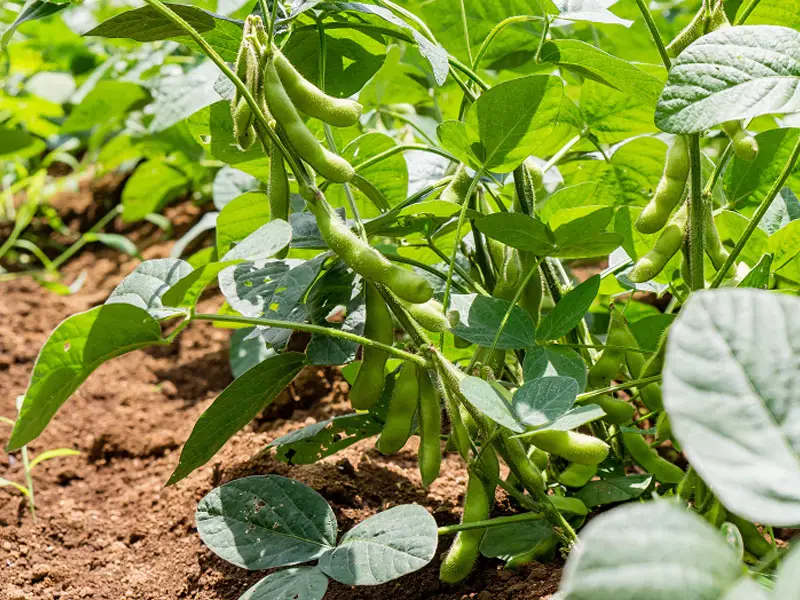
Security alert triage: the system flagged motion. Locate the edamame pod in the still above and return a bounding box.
[622,431,684,484]
[272,49,362,127]
[558,462,597,488]
[401,298,452,332]
[528,430,609,466]
[441,164,473,204]
[636,137,689,234]
[666,8,706,58]
[629,204,687,283]
[263,57,355,183]
[349,283,393,410]
[722,120,759,161]
[588,306,629,388]
[417,367,442,487]
[499,432,546,493]
[309,199,434,303]
[376,363,418,454]
[704,207,732,276]
[581,394,635,425]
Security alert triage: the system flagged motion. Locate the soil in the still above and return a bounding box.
[0,200,562,599]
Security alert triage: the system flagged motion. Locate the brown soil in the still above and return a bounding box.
[0,204,561,599]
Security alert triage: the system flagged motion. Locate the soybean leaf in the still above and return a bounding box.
[170,212,219,259]
[196,475,336,570]
[559,502,743,600]
[460,376,524,433]
[27,448,80,470]
[762,189,800,235]
[580,80,658,144]
[722,579,770,600]
[212,166,260,210]
[221,220,293,262]
[121,159,189,223]
[0,126,46,160]
[2,0,67,49]
[318,505,438,586]
[523,345,587,392]
[229,328,276,379]
[655,26,800,134]
[7,305,162,451]
[554,0,633,27]
[161,260,241,311]
[737,254,773,290]
[62,81,149,134]
[148,61,222,134]
[86,3,243,61]
[574,474,653,507]
[539,40,660,101]
[169,353,306,484]
[475,213,556,255]
[480,519,555,558]
[768,220,800,283]
[451,295,537,350]
[537,275,600,341]
[512,376,578,427]
[216,192,271,257]
[773,544,800,598]
[0,478,29,496]
[240,567,329,600]
[106,258,193,319]
[531,404,606,433]
[738,0,800,30]
[663,289,800,526]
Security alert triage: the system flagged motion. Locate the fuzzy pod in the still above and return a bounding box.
[417,367,442,488]
[349,282,393,410]
[636,136,689,234]
[528,430,609,466]
[622,431,684,484]
[629,204,688,283]
[376,362,418,454]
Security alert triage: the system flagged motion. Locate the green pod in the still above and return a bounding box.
[722,121,759,161]
[530,447,549,471]
[629,204,687,283]
[499,432,545,493]
[616,310,663,412]
[401,298,452,332]
[636,136,689,234]
[525,158,544,190]
[263,57,355,183]
[417,367,442,487]
[588,306,630,388]
[655,412,672,445]
[727,515,772,559]
[707,2,732,32]
[528,430,609,466]
[558,462,597,488]
[349,283,393,410]
[504,532,559,569]
[512,160,537,215]
[519,253,543,327]
[583,394,635,425]
[441,164,473,204]
[666,7,707,58]
[308,199,434,303]
[492,246,523,301]
[704,207,733,277]
[622,432,684,484]
[272,49,362,127]
[232,97,255,150]
[376,363,419,454]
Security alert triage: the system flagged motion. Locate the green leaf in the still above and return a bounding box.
[215,192,271,257]
[769,219,800,283]
[540,40,661,101]
[336,132,408,211]
[737,254,773,290]
[580,80,658,144]
[0,126,46,160]
[655,26,800,134]
[663,289,800,526]
[318,504,438,586]
[460,376,525,433]
[106,258,193,319]
[85,3,243,61]
[0,477,29,496]
[212,166,260,211]
[527,404,606,433]
[450,295,538,350]
[88,233,141,258]
[161,260,241,311]
[574,474,653,507]
[762,189,800,235]
[62,81,149,134]
[169,353,306,484]
[480,519,554,558]
[7,305,162,451]
[559,502,742,600]
[512,376,578,427]
[554,0,633,27]
[149,61,222,134]
[228,328,275,379]
[221,220,293,262]
[523,345,587,392]
[196,475,336,569]
[239,567,329,600]
[28,448,80,470]
[738,0,800,30]
[773,544,800,598]
[475,213,556,255]
[1,0,67,50]
[537,275,600,341]
[121,159,189,223]
[723,128,800,213]
[721,579,770,600]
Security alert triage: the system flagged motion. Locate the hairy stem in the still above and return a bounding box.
[687,134,705,291]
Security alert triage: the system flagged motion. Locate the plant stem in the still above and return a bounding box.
[702,142,733,201]
[473,15,544,71]
[710,136,800,288]
[192,313,429,367]
[547,342,653,355]
[385,254,474,294]
[488,258,542,354]
[542,132,584,173]
[734,0,763,24]
[352,144,457,173]
[21,444,35,521]
[634,0,671,70]
[50,205,123,270]
[437,510,545,535]
[687,134,705,291]
[574,375,662,403]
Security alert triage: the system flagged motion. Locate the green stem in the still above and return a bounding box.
[687,134,705,291]
[488,258,542,354]
[21,444,36,521]
[192,313,429,367]
[50,205,123,270]
[426,239,488,296]
[473,15,544,71]
[353,144,457,173]
[575,375,662,403]
[710,136,800,288]
[141,0,310,189]
[547,342,653,355]
[380,110,438,145]
[385,253,473,294]
[702,142,733,201]
[734,0,763,24]
[542,132,584,174]
[634,0,671,70]
[437,510,544,535]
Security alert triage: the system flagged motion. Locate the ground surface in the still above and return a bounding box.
[0,199,561,599]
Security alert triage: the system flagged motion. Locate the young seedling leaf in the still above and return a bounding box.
[239,567,329,600]
[318,504,438,586]
[7,305,162,451]
[460,376,525,433]
[168,353,306,484]
[450,295,537,350]
[512,376,578,427]
[536,275,600,341]
[574,474,653,507]
[106,258,193,319]
[663,289,800,526]
[523,345,587,392]
[559,502,742,600]
[196,475,337,570]
[28,448,80,470]
[655,26,800,134]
